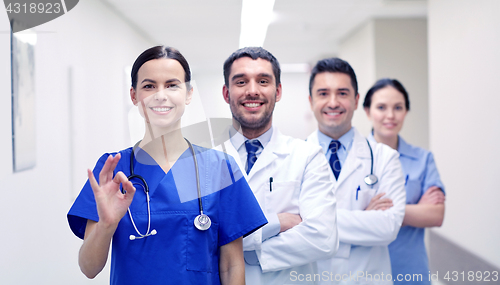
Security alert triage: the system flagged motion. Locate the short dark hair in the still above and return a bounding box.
[309,58,358,96]
[223,47,281,87]
[131,46,191,89]
[363,78,410,111]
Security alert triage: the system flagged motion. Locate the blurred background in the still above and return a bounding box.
[0,0,499,284]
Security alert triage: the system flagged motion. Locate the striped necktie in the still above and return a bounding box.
[245,140,262,174]
[329,140,342,180]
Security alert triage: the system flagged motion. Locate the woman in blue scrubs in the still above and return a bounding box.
[67,46,267,285]
[363,78,445,284]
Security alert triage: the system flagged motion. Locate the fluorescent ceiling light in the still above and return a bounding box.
[239,0,276,48]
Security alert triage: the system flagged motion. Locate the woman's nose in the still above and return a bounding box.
[387,109,395,118]
[154,89,168,101]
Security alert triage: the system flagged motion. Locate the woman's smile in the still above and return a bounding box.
[149,106,173,114]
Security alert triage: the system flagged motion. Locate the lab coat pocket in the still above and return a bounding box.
[186,219,219,272]
[355,187,376,210]
[265,180,300,213]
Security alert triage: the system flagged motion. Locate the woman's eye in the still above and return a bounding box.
[167,84,179,89]
[143,84,154,89]
[395,106,403,110]
[377,105,385,110]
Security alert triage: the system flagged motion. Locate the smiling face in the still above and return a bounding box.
[309,72,359,139]
[130,58,192,135]
[223,57,282,138]
[364,85,408,140]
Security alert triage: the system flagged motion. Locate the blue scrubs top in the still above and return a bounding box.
[68,145,267,285]
[370,134,445,284]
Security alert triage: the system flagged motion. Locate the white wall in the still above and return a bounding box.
[338,21,376,137]
[274,72,317,140]
[428,0,500,268]
[0,0,152,284]
[338,19,429,149]
[191,71,231,120]
[374,18,429,149]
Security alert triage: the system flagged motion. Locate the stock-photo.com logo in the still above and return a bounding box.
[4,0,79,32]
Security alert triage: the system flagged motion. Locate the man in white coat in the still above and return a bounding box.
[219,47,338,284]
[306,58,406,284]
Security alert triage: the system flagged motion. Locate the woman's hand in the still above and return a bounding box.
[79,153,136,279]
[87,153,136,227]
[418,186,445,205]
[365,193,393,211]
[403,186,445,228]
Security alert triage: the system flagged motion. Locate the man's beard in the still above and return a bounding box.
[229,92,276,131]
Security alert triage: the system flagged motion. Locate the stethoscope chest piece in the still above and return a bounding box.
[364,174,378,186]
[194,214,211,231]
[128,139,212,240]
[363,138,379,187]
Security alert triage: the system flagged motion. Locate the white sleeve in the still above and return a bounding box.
[261,213,280,241]
[337,150,406,246]
[258,149,339,272]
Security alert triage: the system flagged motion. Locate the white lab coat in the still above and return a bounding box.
[307,128,406,285]
[216,126,338,285]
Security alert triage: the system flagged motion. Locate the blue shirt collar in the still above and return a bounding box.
[368,132,419,159]
[397,136,419,159]
[317,127,355,153]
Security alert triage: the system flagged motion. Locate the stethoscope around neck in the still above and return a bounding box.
[364,138,378,186]
[124,138,211,241]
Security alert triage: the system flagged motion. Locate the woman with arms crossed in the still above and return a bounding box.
[363,78,445,284]
[67,46,267,285]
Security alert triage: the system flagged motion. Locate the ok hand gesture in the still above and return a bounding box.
[87,153,136,228]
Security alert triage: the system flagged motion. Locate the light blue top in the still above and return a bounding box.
[369,134,445,284]
[317,127,355,167]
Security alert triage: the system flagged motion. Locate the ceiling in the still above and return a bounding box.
[104,0,427,73]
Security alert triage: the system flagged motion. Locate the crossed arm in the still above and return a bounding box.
[257,151,338,272]
[336,153,406,247]
[367,186,445,228]
[402,186,445,227]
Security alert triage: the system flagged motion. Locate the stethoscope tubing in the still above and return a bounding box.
[364,138,379,186]
[186,139,205,215]
[126,138,208,240]
[366,138,374,175]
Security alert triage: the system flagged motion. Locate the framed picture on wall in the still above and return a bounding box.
[11,20,36,172]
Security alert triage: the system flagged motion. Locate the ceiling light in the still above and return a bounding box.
[239,0,276,48]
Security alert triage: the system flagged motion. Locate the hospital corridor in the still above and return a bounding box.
[0,0,499,284]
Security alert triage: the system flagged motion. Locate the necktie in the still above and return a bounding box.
[329,140,342,180]
[245,140,262,174]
